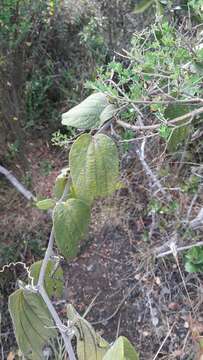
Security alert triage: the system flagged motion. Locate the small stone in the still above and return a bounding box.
[184,321,189,328]
[168,302,179,311]
[155,276,161,285]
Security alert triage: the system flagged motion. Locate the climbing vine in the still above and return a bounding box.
[8,92,139,359]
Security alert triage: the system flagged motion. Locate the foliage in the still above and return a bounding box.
[86,20,203,153]
[9,289,57,360]
[8,91,138,359]
[79,16,108,63]
[103,336,139,360]
[29,260,64,298]
[185,247,203,273]
[69,133,119,203]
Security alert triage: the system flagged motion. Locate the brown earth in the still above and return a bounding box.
[0,142,203,360]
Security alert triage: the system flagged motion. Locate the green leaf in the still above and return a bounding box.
[103,336,139,360]
[100,104,117,125]
[36,198,56,210]
[53,198,91,259]
[134,0,155,13]
[62,92,109,129]
[69,133,119,203]
[53,168,68,200]
[29,260,64,298]
[164,104,191,152]
[9,289,57,360]
[185,262,199,273]
[67,304,109,360]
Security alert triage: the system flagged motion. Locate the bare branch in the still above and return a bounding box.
[0,165,35,201]
[116,105,203,132]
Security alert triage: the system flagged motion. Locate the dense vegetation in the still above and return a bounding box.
[0,1,203,359]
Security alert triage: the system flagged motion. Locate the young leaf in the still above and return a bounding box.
[53,198,91,259]
[67,304,109,360]
[29,260,64,298]
[36,198,56,210]
[103,336,139,360]
[9,289,57,360]
[62,92,109,129]
[53,168,68,200]
[69,133,119,203]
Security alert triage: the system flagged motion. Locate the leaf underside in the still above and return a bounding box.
[67,304,109,360]
[103,336,139,360]
[9,289,57,360]
[62,92,109,129]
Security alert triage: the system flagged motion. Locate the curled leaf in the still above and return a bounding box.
[62,92,109,129]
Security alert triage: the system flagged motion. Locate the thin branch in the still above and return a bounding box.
[129,98,203,105]
[152,322,175,360]
[0,165,35,201]
[190,208,203,229]
[38,286,76,360]
[156,240,203,259]
[116,105,203,131]
[135,139,171,201]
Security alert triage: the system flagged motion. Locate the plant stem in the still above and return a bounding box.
[37,182,76,360]
[116,105,203,131]
[38,285,76,360]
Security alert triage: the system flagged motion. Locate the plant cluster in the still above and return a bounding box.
[8,92,139,359]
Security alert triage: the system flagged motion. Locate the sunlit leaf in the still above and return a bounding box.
[69,133,119,203]
[29,260,63,298]
[62,92,109,129]
[9,289,57,360]
[103,336,139,360]
[53,198,91,259]
[67,304,109,360]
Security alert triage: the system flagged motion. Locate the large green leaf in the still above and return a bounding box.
[67,304,109,360]
[53,198,91,259]
[69,133,119,203]
[103,336,139,360]
[9,289,57,360]
[62,92,109,129]
[29,260,64,298]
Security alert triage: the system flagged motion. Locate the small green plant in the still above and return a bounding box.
[185,247,203,273]
[79,16,107,63]
[40,159,53,177]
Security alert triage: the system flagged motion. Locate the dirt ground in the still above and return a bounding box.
[0,142,203,360]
